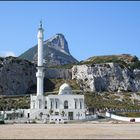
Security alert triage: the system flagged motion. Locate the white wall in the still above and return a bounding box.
[106,112,140,122]
[29,94,86,120]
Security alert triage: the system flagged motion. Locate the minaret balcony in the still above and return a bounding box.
[36,72,44,77]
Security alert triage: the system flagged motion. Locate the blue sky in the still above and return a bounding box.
[0,1,140,61]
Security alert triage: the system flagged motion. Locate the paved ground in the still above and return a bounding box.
[0,122,140,139]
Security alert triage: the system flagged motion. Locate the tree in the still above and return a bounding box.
[61,111,65,117]
[49,109,53,115]
[39,112,43,119]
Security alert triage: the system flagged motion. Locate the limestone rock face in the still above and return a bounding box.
[45,68,72,79]
[0,57,72,95]
[19,33,78,66]
[0,57,36,95]
[72,63,140,92]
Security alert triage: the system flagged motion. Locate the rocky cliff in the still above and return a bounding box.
[0,57,36,95]
[45,68,71,79]
[1,54,140,95]
[72,63,140,92]
[0,56,72,95]
[19,33,78,66]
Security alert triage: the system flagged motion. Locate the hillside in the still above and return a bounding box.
[80,54,140,70]
[1,91,140,112]
[81,54,138,64]
[19,33,78,67]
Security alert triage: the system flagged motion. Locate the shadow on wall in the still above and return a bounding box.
[44,78,55,92]
[26,78,55,94]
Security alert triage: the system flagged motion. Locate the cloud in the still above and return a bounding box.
[0,51,16,57]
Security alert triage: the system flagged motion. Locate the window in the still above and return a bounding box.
[80,101,82,109]
[64,100,68,109]
[27,113,30,118]
[56,101,58,109]
[75,101,77,109]
[39,99,42,109]
[55,112,59,115]
[51,101,53,109]
[45,101,47,109]
[33,100,35,109]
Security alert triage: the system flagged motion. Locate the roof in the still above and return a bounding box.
[58,83,73,95]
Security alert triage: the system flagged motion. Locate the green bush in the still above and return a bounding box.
[129,61,140,70]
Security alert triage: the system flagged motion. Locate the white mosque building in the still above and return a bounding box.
[1,22,86,123]
[29,83,85,122]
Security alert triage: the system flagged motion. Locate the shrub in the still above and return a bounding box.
[129,61,140,70]
[31,119,36,123]
[0,120,5,124]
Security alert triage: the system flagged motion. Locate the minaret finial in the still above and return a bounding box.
[40,20,42,28]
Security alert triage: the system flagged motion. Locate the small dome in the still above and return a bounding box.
[58,83,73,95]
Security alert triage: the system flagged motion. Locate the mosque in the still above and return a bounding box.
[0,22,86,123]
[29,83,85,122]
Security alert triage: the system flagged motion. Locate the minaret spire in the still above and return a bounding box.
[36,21,44,96]
[39,20,42,29]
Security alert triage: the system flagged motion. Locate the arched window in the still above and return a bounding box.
[33,100,35,109]
[75,101,77,109]
[39,99,42,109]
[56,101,58,109]
[64,100,68,109]
[51,101,53,109]
[45,101,47,109]
[80,101,82,109]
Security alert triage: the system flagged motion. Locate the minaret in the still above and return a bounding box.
[36,21,44,96]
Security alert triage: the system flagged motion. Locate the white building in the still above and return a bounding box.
[29,83,85,121]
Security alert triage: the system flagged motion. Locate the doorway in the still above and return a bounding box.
[27,113,30,118]
[68,112,73,120]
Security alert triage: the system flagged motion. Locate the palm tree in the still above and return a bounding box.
[39,112,43,119]
[49,109,53,115]
[61,111,65,117]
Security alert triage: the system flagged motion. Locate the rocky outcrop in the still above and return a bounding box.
[72,63,140,92]
[0,57,36,95]
[0,56,72,95]
[19,33,78,66]
[1,55,140,95]
[45,68,72,79]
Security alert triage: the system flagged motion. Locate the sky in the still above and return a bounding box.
[0,1,140,61]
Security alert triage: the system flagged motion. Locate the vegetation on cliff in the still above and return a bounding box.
[80,54,140,70]
[85,92,140,110]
